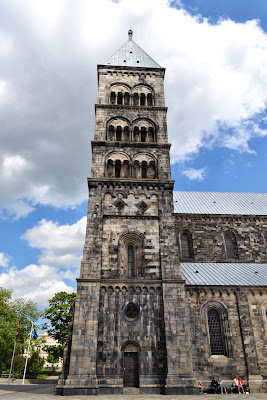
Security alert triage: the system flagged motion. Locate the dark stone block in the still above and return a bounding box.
[164,386,199,395]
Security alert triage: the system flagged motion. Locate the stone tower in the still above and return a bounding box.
[57,31,198,395]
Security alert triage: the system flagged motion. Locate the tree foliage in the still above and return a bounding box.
[0,287,42,373]
[43,291,76,351]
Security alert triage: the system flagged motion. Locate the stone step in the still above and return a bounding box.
[123,387,141,395]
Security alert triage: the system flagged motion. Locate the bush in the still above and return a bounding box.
[13,355,26,375]
[26,352,44,378]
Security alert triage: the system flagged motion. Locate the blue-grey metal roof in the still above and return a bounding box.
[173,191,267,215]
[181,262,267,286]
[103,30,161,69]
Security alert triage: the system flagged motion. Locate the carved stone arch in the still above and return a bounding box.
[132,118,157,142]
[122,341,140,352]
[110,82,131,91]
[109,82,131,105]
[106,117,131,141]
[132,82,154,93]
[132,152,157,179]
[118,231,144,277]
[105,151,131,178]
[179,230,194,260]
[201,300,232,358]
[224,230,239,259]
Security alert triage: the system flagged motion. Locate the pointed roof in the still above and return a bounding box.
[103,29,161,69]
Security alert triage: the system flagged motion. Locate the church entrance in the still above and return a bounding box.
[123,344,139,387]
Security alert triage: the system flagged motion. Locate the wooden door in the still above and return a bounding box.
[123,352,139,387]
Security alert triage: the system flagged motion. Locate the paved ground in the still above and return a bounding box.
[0,387,267,400]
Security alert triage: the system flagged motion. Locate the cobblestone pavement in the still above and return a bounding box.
[0,388,267,400]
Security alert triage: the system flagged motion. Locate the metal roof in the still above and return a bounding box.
[181,262,267,286]
[103,30,161,69]
[173,191,267,215]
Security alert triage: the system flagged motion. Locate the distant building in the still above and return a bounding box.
[37,333,62,369]
[57,31,267,395]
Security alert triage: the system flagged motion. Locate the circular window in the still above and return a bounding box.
[124,302,139,321]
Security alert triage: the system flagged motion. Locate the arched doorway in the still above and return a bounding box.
[123,343,139,388]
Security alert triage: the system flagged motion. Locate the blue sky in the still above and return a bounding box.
[0,0,266,309]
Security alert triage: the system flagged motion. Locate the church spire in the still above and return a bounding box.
[103,30,161,69]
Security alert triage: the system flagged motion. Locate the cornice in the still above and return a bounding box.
[91,140,171,149]
[87,178,175,190]
[95,104,168,112]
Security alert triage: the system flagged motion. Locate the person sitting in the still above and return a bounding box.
[238,377,246,393]
[210,377,219,393]
[198,381,204,393]
[233,375,244,394]
[218,377,227,394]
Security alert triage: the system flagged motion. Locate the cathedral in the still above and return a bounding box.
[57,31,267,395]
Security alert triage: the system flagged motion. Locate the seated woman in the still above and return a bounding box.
[233,375,244,394]
[218,377,227,394]
[198,381,204,393]
[238,376,246,393]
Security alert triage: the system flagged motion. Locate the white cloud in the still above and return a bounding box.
[0,264,75,308]
[0,0,266,217]
[22,217,87,268]
[182,167,206,181]
[0,252,9,268]
[0,216,87,307]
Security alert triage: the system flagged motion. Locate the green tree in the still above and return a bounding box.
[0,287,42,373]
[43,291,76,357]
[26,351,45,378]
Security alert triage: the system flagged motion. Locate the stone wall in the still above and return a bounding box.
[175,214,267,262]
[186,286,267,381]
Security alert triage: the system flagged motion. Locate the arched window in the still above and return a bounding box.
[134,127,139,142]
[133,160,139,178]
[141,161,147,178]
[147,93,152,106]
[140,93,145,106]
[141,127,146,142]
[108,125,115,141]
[128,245,134,277]
[110,91,116,104]
[117,92,123,105]
[107,159,113,177]
[119,231,144,277]
[181,232,194,259]
[116,126,122,141]
[224,232,238,259]
[124,92,130,105]
[115,160,121,178]
[208,309,225,355]
[148,127,154,142]
[133,93,139,106]
[122,160,130,177]
[123,126,130,141]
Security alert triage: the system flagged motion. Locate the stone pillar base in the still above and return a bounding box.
[165,373,199,395]
[248,375,266,393]
[56,374,98,396]
[97,375,123,394]
[139,374,165,394]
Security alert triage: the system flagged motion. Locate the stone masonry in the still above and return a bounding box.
[56,32,267,395]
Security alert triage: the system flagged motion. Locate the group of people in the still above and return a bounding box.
[232,376,248,394]
[198,375,248,394]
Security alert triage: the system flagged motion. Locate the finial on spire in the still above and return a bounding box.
[128,29,133,40]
